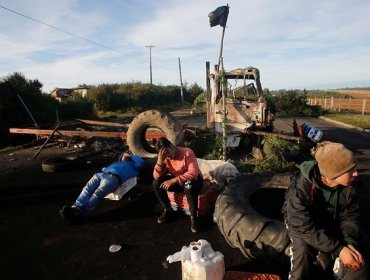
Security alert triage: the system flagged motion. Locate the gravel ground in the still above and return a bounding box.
[0,144,82,176]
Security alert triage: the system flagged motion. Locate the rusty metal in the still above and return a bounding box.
[33,122,62,159]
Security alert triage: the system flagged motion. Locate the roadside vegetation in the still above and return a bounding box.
[1,72,368,172]
[322,113,370,129]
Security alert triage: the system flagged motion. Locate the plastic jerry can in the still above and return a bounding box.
[181,239,225,280]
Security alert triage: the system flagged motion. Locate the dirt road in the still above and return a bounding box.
[0,116,369,280]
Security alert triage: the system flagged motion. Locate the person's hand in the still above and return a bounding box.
[160,178,177,190]
[348,245,364,266]
[157,148,167,165]
[339,246,363,271]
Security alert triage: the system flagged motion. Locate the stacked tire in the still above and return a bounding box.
[127,110,184,158]
[214,171,292,265]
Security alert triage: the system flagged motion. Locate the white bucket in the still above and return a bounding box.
[181,239,225,280]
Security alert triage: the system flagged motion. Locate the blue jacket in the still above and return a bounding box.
[102,154,143,183]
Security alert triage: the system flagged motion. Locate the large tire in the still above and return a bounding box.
[41,156,80,173]
[127,110,184,158]
[214,171,292,265]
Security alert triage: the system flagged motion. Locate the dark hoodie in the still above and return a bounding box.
[282,160,360,258]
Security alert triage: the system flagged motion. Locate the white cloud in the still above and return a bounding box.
[1,0,370,92]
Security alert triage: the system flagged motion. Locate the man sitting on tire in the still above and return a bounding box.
[152,137,203,233]
[59,150,143,223]
[283,141,368,279]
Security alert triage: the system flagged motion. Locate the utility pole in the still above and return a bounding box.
[145,45,155,84]
[178,57,184,103]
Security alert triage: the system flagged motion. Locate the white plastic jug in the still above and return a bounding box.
[181,239,225,280]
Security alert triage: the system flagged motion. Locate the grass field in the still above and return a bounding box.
[334,89,370,99]
[323,113,370,129]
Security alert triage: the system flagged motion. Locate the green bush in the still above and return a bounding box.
[270,90,325,117]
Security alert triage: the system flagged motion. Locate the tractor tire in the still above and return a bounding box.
[214,171,292,265]
[41,156,80,173]
[127,110,184,158]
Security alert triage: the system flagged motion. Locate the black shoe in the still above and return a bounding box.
[190,216,199,233]
[157,208,173,224]
[59,205,69,222]
[59,206,83,224]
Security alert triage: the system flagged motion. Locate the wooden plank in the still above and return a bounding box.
[9,128,166,139]
[76,119,129,128]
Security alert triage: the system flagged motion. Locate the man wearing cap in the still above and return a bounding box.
[283,141,368,279]
[59,150,143,223]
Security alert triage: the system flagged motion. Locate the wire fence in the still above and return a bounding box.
[308,97,369,115]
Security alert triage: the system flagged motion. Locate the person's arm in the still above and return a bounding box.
[153,148,167,179]
[339,186,361,247]
[131,154,144,170]
[176,148,199,184]
[286,179,343,257]
[338,186,364,270]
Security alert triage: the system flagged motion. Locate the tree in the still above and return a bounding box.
[186,83,204,102]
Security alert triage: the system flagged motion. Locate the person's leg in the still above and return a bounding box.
[74,173,102,211]
[183,177,202,217]
[153,177,171,209]
[153,177,173,223]
[182,177,202,233]
[288,233,317,280]
[84,173,120,214]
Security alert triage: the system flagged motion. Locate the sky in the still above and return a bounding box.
[1,0,370,93]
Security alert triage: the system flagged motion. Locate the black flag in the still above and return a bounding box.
[208,5,229,27]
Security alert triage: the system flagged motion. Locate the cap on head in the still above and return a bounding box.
[314,141,357,179]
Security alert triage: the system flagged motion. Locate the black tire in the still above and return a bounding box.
[41,156,79,173]
[214,171,292,264]
[127,110,184,158]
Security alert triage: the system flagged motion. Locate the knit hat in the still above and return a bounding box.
[313,141,357,179]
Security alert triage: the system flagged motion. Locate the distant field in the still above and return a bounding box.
[308,89,370,114]
[334,89,370,99]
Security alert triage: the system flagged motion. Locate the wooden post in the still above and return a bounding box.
[348,97,352,111]
[220,58,227,161]
[178,57,184,103]
[331,97,335,111]
[338,99,341,112]
[206,61,211,128]
[362,99,366,115]
[217,29,226,72]
[216,20,227,160]
[324,98,327,109]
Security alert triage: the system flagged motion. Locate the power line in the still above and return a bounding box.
[0,4,145,63]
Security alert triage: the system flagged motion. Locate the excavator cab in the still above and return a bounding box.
[206,64,274,147]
